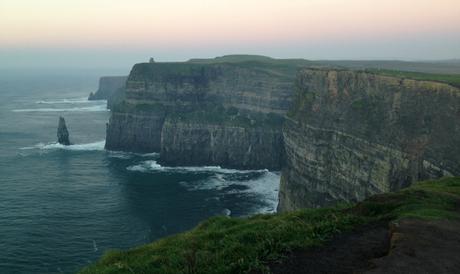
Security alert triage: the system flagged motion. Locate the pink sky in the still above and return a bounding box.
[1,0,459,66]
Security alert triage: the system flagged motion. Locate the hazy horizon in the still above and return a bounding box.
[1,0,460,69]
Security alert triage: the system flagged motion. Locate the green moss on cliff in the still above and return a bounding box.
[366,69,460,88]
[111,101,166,113]
[168,103,285,129]
[80,177,460,274]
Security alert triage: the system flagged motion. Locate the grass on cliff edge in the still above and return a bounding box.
[366,69,460,88]
[80,177,460,274]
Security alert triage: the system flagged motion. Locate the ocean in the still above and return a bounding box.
[0,69,279,273]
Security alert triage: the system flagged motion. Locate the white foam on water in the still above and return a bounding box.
[12,105,108,112]
[106,150,159,160]
[127,160,267,174]
[20,140,106,151]
[222,208,232,216]
[35,97,96,104]
[107,151,133,159]
[127,160,163,171]
[129,160,280,214]
[182,171,280,214]
[139,152,160,157]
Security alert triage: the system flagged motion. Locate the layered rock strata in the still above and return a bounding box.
[105,62,294,169]
[278,69,460,211]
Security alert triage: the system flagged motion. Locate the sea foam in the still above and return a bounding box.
[180,171,280,214]
[127,160,279,213]
[12,105,108,112]
[127,160,268,174]
[20,140,106,151]
[35,97,95,104]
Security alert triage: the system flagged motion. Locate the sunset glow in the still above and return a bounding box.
[1,0,459,67]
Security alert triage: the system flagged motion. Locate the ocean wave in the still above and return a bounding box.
[107,151,159,159]
[126,160,268,174]
[139,152,160,157]
[12,105,108,112]
[127,160,279,214]
[35,98,97,104]
[180,171,280,214]
[20,140,106,151]
[222,208,232,216]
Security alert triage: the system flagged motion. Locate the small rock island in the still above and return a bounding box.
[57,116,71,145]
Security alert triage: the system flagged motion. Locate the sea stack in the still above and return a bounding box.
[57,116,71,145]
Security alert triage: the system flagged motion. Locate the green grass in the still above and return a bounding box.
[80,177,460,274]
[366,69,460,88]
[112,100,284,129]
[111,101,166,113]
[167,104,285,129]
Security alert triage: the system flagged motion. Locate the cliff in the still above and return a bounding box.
[88,76,127,109]
[160,118,283,170]
[278,69,460,211]
[105,61,296,169]
[87,58,460,273]
[104,56,460,205]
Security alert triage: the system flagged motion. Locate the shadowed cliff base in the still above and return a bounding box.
[80,177,460,274]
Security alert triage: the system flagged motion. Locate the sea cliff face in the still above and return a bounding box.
[105,62,294,169]
[88,76,128,109]
[278,69,460,211]
[105,109,165,152]
[160,119,283,170]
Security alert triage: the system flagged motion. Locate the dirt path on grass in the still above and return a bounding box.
[269,218,460,274]
[268,222,391,274]
[365,218,460,274]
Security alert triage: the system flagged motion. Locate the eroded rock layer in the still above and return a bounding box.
[278,69,460,211]
[105,62,295,169]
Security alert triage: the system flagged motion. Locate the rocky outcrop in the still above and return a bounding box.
[57,116,71,145]
[278,69,460,211]
[105,61,295,169]
[89,76,127,109]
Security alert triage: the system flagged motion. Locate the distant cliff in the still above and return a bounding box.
[105,62,296,169]
[88,76,127,109]
[278,69,460,211]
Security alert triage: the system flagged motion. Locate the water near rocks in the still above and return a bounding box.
[0,69,279,274]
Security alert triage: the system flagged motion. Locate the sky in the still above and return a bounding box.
[1,0,460,69]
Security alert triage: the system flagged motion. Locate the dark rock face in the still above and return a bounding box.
[105,109,165,152]
[278,69,460,211]
[57,116,71,145]
[160,119,284,170]
[105,62,295,169]
[88,76,128,109]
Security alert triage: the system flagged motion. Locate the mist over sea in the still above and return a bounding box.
[0,69,279,274]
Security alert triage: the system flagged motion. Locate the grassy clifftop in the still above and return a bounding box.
[80,177,460,274]
[366,68,460,88]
